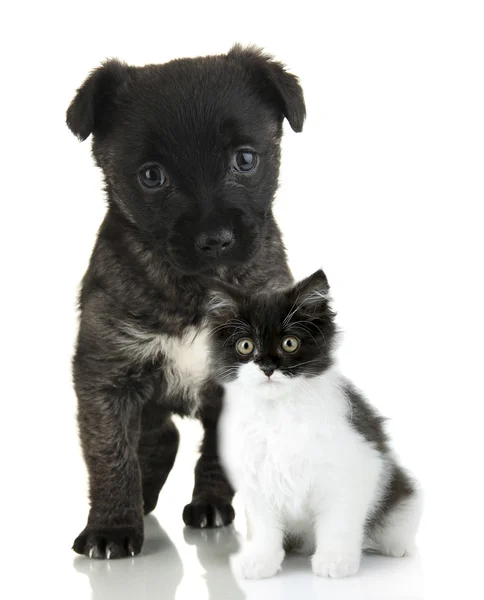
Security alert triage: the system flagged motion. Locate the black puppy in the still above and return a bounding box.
[67,45,305,559]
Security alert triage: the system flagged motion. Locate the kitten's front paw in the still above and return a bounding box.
[311,550,361,578]
[240,548,284,579]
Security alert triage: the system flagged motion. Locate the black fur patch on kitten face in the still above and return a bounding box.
[67,45,305,276]
[208,270,337,381]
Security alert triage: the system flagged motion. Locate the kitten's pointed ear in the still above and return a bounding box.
[229,44,306,132]
[206,285,239,320]
[294,269,330,309]
[66,59,130,141]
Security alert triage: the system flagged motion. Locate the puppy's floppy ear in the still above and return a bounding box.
[66,59,130,141]
[229,44,306,133]
[293,269,330,310]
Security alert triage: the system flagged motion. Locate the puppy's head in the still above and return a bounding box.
[67,45,305,274]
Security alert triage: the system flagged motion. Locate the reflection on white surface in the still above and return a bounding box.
[73,514,424,600]
[183,525,246,600]
[74,517,183,599]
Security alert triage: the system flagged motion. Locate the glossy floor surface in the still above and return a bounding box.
[9,419,480,600]
[73,517,425,600]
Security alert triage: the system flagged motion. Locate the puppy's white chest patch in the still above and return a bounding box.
[158,327,211,398]
[122,323,211,408]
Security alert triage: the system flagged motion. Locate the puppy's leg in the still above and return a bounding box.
[72,375,147,558]
[138,402,179,515]
[183,383,235,528]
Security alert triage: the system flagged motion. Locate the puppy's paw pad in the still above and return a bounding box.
[183,498,235,528]
[312,551,360,578]
[73,526,143,559]
[240,549,284,579]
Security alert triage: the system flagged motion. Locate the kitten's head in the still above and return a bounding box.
[208,270,338,398]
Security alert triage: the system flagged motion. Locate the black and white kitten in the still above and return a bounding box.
[208,270,422,579]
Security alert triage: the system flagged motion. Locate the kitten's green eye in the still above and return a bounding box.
[281,336,300,353]
[236,338,255,355]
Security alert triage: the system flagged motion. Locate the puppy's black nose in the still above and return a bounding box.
[261,367,274,378]
[195,230,234,258]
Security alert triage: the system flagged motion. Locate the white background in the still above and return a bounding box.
[2,1,483,598]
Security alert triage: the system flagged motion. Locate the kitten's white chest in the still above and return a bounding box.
[219,369,382,521]
[219,391,330,508]
[244,411,316,504]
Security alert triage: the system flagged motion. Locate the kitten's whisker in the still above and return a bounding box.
[295,379,326,411]
[291,319,327,344]
[213,365,239,376]
[215,371,239,383]
[207,317,252,339]
[226,318,251,329]
[207,323,244,339]
[223,328,250,347]
[214,367,238,377]
[285,359,319,369]
[290,325,323,350]
[282,293,300,326]
[283,294,306,326]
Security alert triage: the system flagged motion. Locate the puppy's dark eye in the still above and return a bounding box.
[233,150,258,173]
[139,165,166,189]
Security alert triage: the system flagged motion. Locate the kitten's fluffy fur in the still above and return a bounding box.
[209,270,422,579]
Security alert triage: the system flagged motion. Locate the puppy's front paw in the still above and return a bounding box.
[311,550,361,578]
[240,548,284,579]
[73,525,144,559]
[183,497,235,528]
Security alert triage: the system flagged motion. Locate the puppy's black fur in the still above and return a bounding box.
[67,45,305,558]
